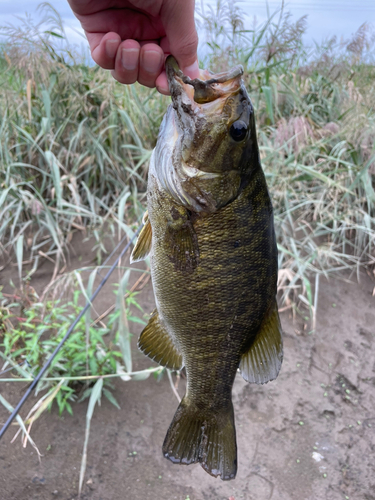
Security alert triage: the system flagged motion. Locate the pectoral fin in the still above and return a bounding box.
[165,205,199,273]
[130,212,152,263]
[240,302,283,384]
[138,310,183,370]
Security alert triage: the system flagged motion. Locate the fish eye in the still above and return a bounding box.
[229,120,248,142]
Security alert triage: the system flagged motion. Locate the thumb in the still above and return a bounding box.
[161,0,199,79]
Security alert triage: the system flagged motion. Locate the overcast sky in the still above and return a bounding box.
[1,0,374,57]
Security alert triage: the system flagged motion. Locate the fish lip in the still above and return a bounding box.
[165,55,244,105]
[165,56,188,104]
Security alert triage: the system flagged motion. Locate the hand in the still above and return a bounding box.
[67,0,199,94]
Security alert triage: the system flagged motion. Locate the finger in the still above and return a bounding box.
[181,60,200,80]
[155,70,170,96]
[138,43,165,88]
[161,0,199,79]
[112,40,140,85]
[155,38,171,95]
[74,8,163,41]
[86,31,121,70]
[138,39,168,87]
[139,40,162,48]
[160,36,171,54]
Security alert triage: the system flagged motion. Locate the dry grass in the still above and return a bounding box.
[1,3,374,297]
[0,1,374,491]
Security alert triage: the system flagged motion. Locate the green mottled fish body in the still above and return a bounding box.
[148,168,277,397]
[131,57,283,480]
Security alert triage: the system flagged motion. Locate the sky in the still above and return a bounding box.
[0,0,374,57]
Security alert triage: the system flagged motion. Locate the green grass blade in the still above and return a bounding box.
[78,377,103,497]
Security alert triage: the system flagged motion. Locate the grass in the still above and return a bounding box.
[0,3,168,278]
[1,2,373,298]
[199,1,375,315]
[0,0,374,495]
[0,278,163,493]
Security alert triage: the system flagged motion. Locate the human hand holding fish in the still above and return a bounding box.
[67,0,199,94]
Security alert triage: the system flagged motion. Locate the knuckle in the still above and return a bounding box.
[177,33,198,58]
[137,77,155,89]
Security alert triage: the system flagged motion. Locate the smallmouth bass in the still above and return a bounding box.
[131,57,283,480]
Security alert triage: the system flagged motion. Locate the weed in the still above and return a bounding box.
[0,1,375,494]
[0,287,156,412]
[1,2,374,319]
[0,285,162,491]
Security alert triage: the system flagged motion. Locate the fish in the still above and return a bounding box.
[130,56,283,481]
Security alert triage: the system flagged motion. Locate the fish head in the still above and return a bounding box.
[155,56,260,213]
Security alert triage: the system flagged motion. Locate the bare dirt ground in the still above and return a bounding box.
[1,239,374,500]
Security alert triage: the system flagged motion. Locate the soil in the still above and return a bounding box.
[1,237,375,500]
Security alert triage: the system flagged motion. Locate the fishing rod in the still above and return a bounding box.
[0,226,142,442]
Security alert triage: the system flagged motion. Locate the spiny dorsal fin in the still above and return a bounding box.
[130,212,152,263]
[240,302,283,384]
[138,310,183,370]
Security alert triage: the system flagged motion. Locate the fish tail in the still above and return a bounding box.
[162,396,237,481]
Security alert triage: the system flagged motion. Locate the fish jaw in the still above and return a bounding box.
[165,55,244,108]
[165,55,248,168]
[152,57,260,213]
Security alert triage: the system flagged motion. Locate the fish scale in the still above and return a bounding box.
[149,168,277,404]
[130,56,283,480]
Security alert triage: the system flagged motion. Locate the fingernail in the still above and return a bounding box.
[121,48,139,71]
[157,85,170,96]
[142,50,163,74]
[106,39,118,59]
[183,60,200,78]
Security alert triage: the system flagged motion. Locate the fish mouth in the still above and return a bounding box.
[159,57,248,213]
[165,56,244,110]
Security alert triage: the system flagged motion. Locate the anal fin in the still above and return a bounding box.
[240,301,283,384]
[138,310,183,370]
[130,212,152,263]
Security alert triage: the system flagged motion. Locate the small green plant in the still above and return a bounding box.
[2,297,120,413]
[0,284,162,492]
[0,285,159,409]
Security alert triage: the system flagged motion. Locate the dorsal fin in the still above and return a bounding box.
[240,302,283,384]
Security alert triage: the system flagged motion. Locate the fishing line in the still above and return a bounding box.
[0,225,142,442]
[92,228,138,279]
[0,229,136,378]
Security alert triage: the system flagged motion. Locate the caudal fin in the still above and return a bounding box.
[162,397,237,480]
